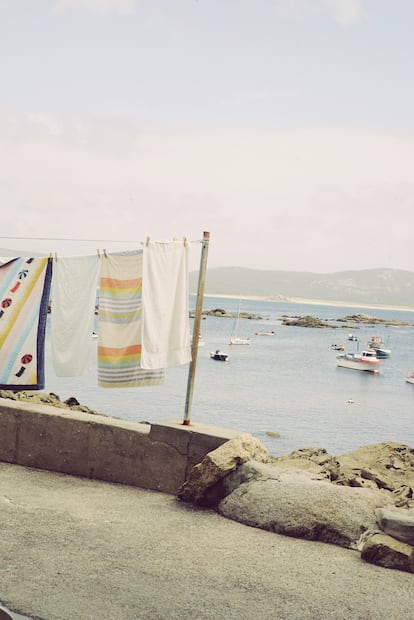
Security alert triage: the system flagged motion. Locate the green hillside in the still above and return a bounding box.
[189,267,414,308]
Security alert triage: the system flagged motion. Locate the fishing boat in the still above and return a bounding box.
[405,371,414,384]
[336,349,383,374]
[368,335,391,358]
[255,330,276,336]
[210,350,229,362]
[229,299,250,345]
[331,343,344,351]
[347,333,358,341]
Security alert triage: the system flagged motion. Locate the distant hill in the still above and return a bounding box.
[189,267,414,308]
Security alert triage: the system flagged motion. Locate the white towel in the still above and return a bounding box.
[51,255,100,376]
[141,241,191,369]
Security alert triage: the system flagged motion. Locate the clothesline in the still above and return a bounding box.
[0,235,203,245]
[0,231,210,424]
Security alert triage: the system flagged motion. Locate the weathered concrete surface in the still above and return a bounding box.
[0,397,238,494]
[1,462,414,620]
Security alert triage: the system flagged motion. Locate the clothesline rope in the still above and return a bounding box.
[0,236,202,244]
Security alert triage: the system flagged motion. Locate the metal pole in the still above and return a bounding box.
[183,231,210,425]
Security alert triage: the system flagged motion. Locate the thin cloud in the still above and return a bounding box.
[53,0,136,15]
[272,0,366,27]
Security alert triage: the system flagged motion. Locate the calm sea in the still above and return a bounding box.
[43,296,414,457]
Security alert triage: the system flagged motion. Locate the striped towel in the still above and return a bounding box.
[0,257,53,390]
[98,251,164,387]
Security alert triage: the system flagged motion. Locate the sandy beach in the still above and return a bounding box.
[203,293,414,313]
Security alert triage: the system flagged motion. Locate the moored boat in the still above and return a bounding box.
[405,371,414,384]
[229,299,250,345]
[336,349,383,374]
[368,335,391,358]
[210,350,229,362]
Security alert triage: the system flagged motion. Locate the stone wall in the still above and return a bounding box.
[0,397,239,494]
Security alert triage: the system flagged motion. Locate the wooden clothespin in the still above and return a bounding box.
[145,236,150,247]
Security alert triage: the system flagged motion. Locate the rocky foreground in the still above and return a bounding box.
[178,434,414,574]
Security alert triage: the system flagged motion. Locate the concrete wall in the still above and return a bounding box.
[0,397,239,494]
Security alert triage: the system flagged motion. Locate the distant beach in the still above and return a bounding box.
[202,293,414,314]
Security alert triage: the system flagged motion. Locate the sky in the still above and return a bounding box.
[0,0,413,273]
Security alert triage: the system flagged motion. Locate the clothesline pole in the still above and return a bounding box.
[183,231,210,425]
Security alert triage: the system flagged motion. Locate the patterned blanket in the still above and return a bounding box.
[0,257,53,390]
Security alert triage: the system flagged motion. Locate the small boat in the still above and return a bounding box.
[191,333,205,346]
[347,333,358,341]
[405,371,414,384]
[229,299,250,345]
[368,335,391,358]
[229,337,251,345]
[336,349,383,374]
[331,343,344,351]
[210,350,229,362]
[255,331,276,336]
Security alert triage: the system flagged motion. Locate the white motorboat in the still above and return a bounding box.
[336,349,383,374]
[405,371,414,384]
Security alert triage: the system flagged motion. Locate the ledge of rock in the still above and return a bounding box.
[360,533,414,573]
[177,432,269,505]
[375,505,414,546]
[178,437,414,572]
[217,460,389,549]
[0,390,102,415]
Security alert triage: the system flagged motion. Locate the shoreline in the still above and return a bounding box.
[201,293,414,313]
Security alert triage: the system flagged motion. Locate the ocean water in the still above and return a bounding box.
[42,296,414,457]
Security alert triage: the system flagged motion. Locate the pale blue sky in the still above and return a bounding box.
[0,0,413,272]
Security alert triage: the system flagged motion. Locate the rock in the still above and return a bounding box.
[177,433,269,505]
[273,443,414,505]
[0,390,101,415]
[360,533,414,573]
[270,447,340,480]
[375,506,414,545]
[336,443,414,506]
[280,315,333,328]
[218,462,390,549]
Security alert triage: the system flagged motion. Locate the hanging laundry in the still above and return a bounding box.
[50,255,100,377]
[0,257,53,390]
[98,251,164,387]
[141,240,191,369]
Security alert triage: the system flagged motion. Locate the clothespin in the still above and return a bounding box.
[97,249,101,258]
[103,249,107,258]
[145,236,150,247]
[183,237,188,247]
[55,252,58,262]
